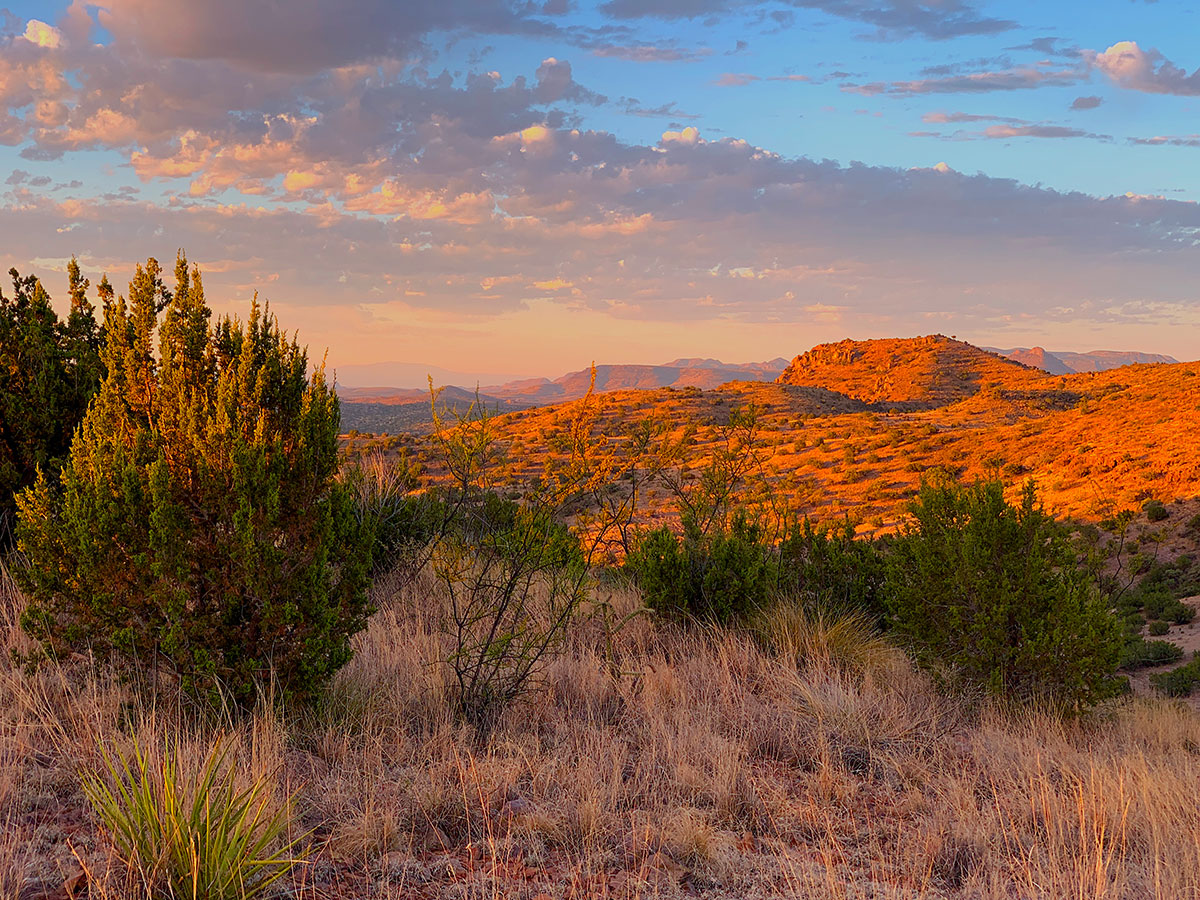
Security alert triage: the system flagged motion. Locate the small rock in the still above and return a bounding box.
[62,870,86,899]
[430,853,467,878]
[500,796,533,819]
[413,821,450,852]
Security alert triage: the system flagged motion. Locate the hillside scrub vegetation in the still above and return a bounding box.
[2,257,1199,898]
[885,476,1124,708]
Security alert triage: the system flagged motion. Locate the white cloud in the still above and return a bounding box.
[22,19,62,49]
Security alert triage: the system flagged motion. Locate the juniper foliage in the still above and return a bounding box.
[0,260,102,543]
[17,254,371,707]
[885,476,1123,707]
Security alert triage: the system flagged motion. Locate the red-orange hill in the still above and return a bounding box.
[777,334,1046,408]
[361,335,1199,531]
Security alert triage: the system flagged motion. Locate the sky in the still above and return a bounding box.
[1,0,1198,379]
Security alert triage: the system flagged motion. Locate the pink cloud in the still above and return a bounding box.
[1090,41,1200,95]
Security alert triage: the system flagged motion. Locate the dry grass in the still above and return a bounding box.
[5,557,1200,899]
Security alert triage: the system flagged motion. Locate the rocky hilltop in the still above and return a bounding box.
[777,335,1045,408]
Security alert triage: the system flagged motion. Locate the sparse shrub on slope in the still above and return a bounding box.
[434,492,586,729]
[1120,637,1183,669]
[16,255,371,708]
[1143,498,1169,522]
[885,476,1123,707]
[397,388,601,733]
[0,260,102,545]
[1150,653,1200,697]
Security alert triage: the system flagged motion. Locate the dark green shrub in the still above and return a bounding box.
[1119,608,1145,628]
[1120,638,1183,669]
[885,476,1123,707]
[627,512,776,624]
[1143,498,1169,522]
[1149,619,1170,636]
[1150,655,1200,697]
[1143,592,1196,625]
[0,261,102,545]
[777,518,886,621]
[351,452,448,576]
[16,255,371,708]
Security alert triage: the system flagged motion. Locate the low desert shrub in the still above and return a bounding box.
[434,492,587,728]
[1149,619,1170,636]
[1143,498,1169,522]
[777,517,887,621]
[886,476,1123,707]
[626,512,776,624]
[1119,638,1183,670]
[1150,654,1200,697]
[1143,591,1196,625]
[80,738,302,900]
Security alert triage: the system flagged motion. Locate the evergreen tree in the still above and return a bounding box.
[0,262,102,544]
[16,253,371,708]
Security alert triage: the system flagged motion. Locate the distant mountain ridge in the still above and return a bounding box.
[337,357,790,433]
[983,346,1178,374]
[338,339,1182,434]
[339,358,789,404]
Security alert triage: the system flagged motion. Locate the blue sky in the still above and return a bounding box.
[1,1,1198,375]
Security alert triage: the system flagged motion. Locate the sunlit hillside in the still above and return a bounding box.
[353,336,1200,537]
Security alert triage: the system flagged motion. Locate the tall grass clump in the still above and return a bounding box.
[80,738,302,900]
[754,604,901,675]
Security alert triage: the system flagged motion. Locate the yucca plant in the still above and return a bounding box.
[80,738,303,900]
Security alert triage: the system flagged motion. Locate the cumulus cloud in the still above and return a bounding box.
[661,125,701,143]
[534,57,606,104]
[1090,41,1200,95]
[22,19,62,48]
[1071,95,1103,109]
